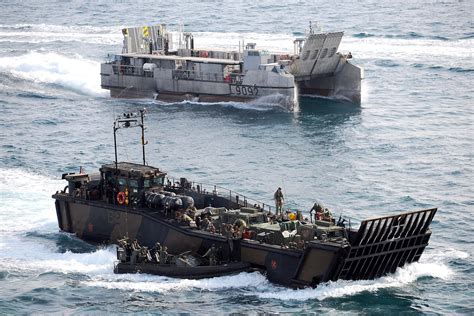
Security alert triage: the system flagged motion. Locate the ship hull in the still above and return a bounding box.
[53,194,346,287]
[295,62,363,104]
[53,193,436,287]
[100,63,296,110]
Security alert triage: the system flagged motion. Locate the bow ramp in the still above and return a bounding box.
[336,208,437,281]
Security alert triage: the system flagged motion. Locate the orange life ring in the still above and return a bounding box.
[117,191,126,205]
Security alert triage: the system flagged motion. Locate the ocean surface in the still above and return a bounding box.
[0,0,473,313]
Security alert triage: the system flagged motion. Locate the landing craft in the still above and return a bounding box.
[53,110,436,287]
[100,23,363,108]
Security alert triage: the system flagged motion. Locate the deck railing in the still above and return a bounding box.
[111,64,153,78]
[172,70,244,84]
[165,176,273,213]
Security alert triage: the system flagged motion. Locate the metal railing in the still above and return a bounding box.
[165,176,273,213]
[172,70,244,84]
[112,64,153,78]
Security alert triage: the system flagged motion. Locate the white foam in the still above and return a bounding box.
[251,248,467,301]
[0,240,115,275]
[0,51,106,96]
[84,271,269,293]
[0,168,60,234]
[153,98,285,112]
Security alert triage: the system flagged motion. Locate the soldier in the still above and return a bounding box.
[118,236,129,249]
[309,202,325,222]
[159,246,169,264]
[153,242,162,263]
[203,244,218,266]
[185,204,197,220]
[131,239,141,251]
[130,239,141,264]
[323,208,333,222]
[139,247,151,263]
[274,187,284,215]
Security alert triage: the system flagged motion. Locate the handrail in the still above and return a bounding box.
[111,64,153,78]
[165,176,273,213]
[172,69,245,84]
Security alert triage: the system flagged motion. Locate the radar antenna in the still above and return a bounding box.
[113,109,148,170]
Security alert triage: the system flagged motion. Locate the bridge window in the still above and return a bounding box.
[118,178,127,186]
[329,47,337,58]
[153,177,164,186]
[320,48,328,58]
[311,49,319,59]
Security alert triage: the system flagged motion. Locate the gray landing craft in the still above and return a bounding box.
[53,111,436,287]
[100,24,363,109]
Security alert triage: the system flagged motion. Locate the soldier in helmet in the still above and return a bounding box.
[323,208,333,222]
[185,204,197,220]
[274,187,284,216]
[117,236,129,249]
[152,241,162,263]
[159,246,169,264]
[130,239,141,264]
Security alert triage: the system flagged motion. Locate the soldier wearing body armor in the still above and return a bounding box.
[131,239,141,264]
[139,247,152,263]
[274,187,284,215]
[152,242,162,263]
[159,246,169,264]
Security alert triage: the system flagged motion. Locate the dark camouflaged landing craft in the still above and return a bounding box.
[52,110,437,287]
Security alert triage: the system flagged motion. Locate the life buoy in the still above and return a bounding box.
[117,191,126,205]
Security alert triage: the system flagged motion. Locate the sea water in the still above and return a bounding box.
[0,0,472,313]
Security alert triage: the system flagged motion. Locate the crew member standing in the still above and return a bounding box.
[274,187,284,215]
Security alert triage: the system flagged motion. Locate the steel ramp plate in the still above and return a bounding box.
[336,208,437,281]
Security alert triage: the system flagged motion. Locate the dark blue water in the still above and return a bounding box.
[0,0,473,313]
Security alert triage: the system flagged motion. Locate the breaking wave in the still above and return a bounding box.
[251,248,467,301]
[84,271,269,293]
[152,97,291,112]
[0,51,106,96]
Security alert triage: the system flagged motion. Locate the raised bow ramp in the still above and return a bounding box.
[292,31,344,79]
[335,208,437,281]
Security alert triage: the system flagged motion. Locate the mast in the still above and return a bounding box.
[113,109,148,170]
